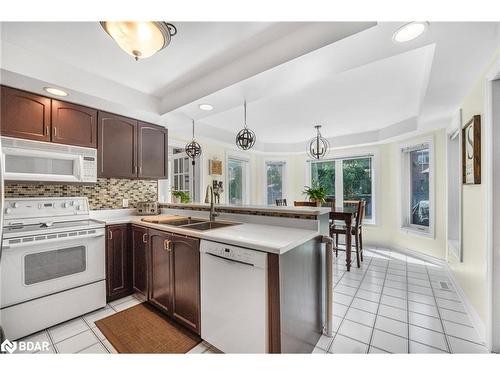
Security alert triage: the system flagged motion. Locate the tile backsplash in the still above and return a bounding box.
[4,178,158,210]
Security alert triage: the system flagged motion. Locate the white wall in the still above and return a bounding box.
[448,50,500,327]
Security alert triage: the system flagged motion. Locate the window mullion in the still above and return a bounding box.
[335,159,343,206]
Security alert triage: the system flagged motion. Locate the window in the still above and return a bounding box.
[343,157,373,220]
[172,149,191,194]
[310,154,374,222]
[227,158,249,205]
[410,149,430,227]
[311,161,335,198]
[400,141,433,235]
[265,161,286,205]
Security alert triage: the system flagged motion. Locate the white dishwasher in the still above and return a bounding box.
[200,240,268,353]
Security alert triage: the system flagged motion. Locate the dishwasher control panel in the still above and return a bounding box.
[200,240,267,268]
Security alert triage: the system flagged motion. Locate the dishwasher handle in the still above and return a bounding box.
[205,251,257,268]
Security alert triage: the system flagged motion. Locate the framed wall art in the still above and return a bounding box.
[462,114,481,184]
[209,159,222,176]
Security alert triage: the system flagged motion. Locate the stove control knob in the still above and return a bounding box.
[71,201,77,206]
[5,208,12,214]
[12,202,19,208]
[63,202,69,208]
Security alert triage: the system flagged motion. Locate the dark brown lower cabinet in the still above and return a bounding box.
[171,234,201,333]
[131,225,149,297]
[148,229,174,315]
[146,229,201,334]
[105,224,131,302]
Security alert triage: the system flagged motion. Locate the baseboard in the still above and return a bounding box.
[366,243,487,345]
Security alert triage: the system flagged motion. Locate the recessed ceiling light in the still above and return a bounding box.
[393,22,429,43]
[199,104,214,111]
[43,87,69,96]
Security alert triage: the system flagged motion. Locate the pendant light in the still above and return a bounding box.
[100,21,177,61]
[307,125,330,160]
[235,100,256,150]
[185,119,202,160]
[185,120,202,202]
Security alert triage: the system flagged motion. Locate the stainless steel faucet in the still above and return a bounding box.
[205,185,220,222]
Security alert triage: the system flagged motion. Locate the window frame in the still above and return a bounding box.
[263,160,287,206]
[398,137,435,238]
[307,150,377,225]
[225,154,250,205]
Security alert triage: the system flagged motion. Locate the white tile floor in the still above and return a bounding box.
[14,247,489,354]
[314,247,490,354]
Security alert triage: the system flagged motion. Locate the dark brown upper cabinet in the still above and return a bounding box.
[132,225,149,297]
[98,112,138,179]
[98,113,168,180]
[0,86,51,142]
[171,234,201,334]
[51,100,97,148]
[106,224,132,302]
[137,121,168,179]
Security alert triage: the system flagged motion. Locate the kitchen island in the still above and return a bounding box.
[91,204,332,353]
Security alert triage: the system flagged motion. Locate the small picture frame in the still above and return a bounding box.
[462,115,481,184]
[208,159,222,176]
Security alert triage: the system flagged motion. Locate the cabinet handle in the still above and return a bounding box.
[139,166,142,175]
[164,239,172,252]
[108,230,113,240]
[143,233,148,244]
[134,165,138,174]
[45,126,49,135]
[53,127,57,137]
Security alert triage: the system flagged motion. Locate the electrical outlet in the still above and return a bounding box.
[122,199,129,208]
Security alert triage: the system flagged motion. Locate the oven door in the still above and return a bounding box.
[2,147,84,182]
[0,229,105,308]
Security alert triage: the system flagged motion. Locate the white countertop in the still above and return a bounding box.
[90,210,321,254]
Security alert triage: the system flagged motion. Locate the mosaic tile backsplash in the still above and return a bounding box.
[4,178,158,210]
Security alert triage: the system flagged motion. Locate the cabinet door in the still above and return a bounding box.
[137,122,168,179]
[98,112,137,178]
[0,86,51,142]
[51,100,97,147]
[171,234,200,333]
[149,230,173,314]
[132,225,149,297]
[106,224,131,302]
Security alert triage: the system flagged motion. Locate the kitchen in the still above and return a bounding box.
[1,3,500,366]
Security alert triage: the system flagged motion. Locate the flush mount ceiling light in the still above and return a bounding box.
[43,87,69,96]
[100,21,177,61]
[392,22,429,43]
[307,125,330,160]
[199,103,214,111]
[235,101,256,151]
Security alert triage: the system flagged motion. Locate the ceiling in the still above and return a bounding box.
[1,21,499,151]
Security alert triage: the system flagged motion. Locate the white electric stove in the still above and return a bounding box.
[0,197,106,340]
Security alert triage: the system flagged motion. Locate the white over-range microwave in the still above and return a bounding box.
[1,136,97,183]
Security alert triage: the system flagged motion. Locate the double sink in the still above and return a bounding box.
[141,216,240,231]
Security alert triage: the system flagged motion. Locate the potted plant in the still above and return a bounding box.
[171,188,191,204]
[302,180,327,206]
